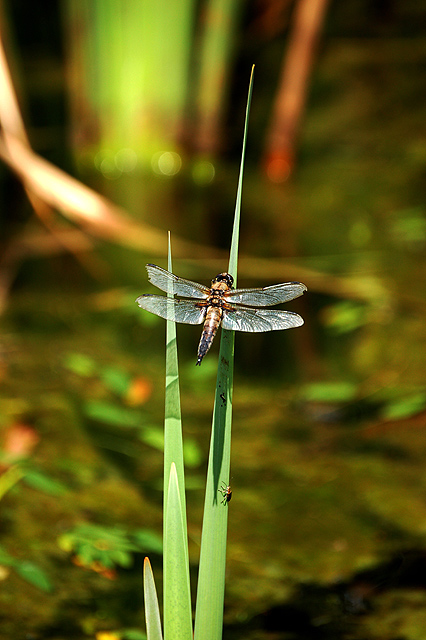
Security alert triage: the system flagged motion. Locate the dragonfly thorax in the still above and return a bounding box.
[211,272,234,289]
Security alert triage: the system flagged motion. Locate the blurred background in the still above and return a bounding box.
[1,0,426,638]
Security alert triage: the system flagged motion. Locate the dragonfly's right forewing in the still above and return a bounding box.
[228,282,307,306]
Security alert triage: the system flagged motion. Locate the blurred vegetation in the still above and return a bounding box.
[1,0,426,639]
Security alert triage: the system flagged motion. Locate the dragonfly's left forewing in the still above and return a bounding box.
[146,264,209,299]
[221,307,304,332]
[136,294,206,325]
[227,282,307,306]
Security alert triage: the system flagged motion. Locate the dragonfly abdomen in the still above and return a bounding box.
[196,306,223,365]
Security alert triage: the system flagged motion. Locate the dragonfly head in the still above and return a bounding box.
[212,272,234,289]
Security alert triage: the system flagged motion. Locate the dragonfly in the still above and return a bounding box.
[136,263,307,365]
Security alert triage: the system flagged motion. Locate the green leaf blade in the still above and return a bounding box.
[15,561,53,592]
[163,236,187,527]
[194,66,254,640]
[162,237,192,640]
[164,463,193,640]
[143,557,163,640]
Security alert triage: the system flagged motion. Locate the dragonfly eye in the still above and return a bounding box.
[213,272,234,288]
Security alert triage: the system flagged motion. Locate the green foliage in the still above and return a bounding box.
[380,391,426,421]
[63,352,97,377]
[22,469,67,496]
[100,366,133,396]
[65,351,201,460]
[144,558,163,640]
[58,523,162,571]
[161,242,192,640]
[164,464,193,640]
[322,300,369,333]
[0,461,67,501]
[64,352,133,400]
[192,68,254,638]
[143,68,255,640]
[0,464,26,501]
[120,630,147,640]
[0,544,52,592]
[14,561,53,592]
[84,400,142,428]
[389,206,426,247]
[300,381,359,403]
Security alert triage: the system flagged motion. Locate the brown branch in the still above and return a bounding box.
[0,135,219,260]
[263,0,331,181]
[0,23,105,278]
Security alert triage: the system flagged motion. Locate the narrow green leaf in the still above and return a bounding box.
[100,366,131,395]
[63,352,96,377]
[381,392,426,421]
[228,64,255,279]
[163,234,187,526]
[0,465,27,501]
[121,629,147,640]
[132,530,163,555]
[139,426,164,451]
[23,470,67,496]
[111,549,133,568]
[300,381,358,403]
[15,561,53,592]
[84,400,141,427]
[182,438,202,467]
[162,236,191,638]
[0,544,14,565]
[194,65,254,640]
[164,463,193,640]
[143,557,163,640]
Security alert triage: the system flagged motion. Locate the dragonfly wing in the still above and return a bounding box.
[227,282,307,306]
[136,295,206,325]
[221,307,304,332]
[146,264,209,299]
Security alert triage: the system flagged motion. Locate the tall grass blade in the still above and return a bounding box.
[164,463,193,640]
[194,66,255,640]
[163,236,192,640]
[163,234,187,534]
[143,557,163,640]
[229,65,255,277]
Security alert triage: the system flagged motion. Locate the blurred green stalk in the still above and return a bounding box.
[194,66,254,640]
[63,0,196,164]
[143,68,254,640]
[194,0,242,154]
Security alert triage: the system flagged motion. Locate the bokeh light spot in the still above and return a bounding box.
[151,151,182,176]
[115,148,138,173]
[192,160,215,185]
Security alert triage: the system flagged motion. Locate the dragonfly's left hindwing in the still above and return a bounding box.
[136,295,206,325]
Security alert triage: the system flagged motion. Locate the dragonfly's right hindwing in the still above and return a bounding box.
[221,307,304,332]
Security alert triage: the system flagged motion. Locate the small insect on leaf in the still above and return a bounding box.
[218,481,232,506]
